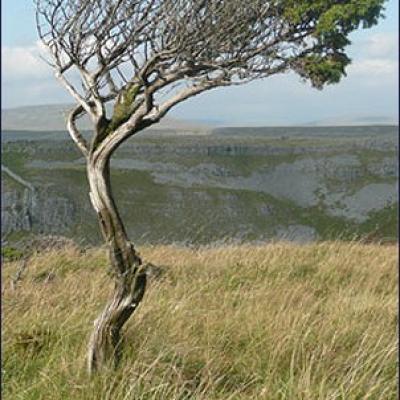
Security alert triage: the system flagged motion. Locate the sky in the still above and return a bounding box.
[2,0,398,126]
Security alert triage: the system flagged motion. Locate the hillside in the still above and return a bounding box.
[2,241,397,399]
[2,125,398,246]
[303,115,398,127]
[2,105,397,130]
[1,104,211,134]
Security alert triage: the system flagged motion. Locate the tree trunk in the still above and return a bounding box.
[86,158,147,375]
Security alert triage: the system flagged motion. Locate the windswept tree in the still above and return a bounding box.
[35,0,385,374]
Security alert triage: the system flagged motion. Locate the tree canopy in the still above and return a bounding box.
[36,0,386,159]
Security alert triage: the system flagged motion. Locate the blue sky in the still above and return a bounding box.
[2,0,398,125]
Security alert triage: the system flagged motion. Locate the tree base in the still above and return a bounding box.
[87,268,147,375]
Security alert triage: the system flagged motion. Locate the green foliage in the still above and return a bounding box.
[359,204,398,240]
[281,0,386,88]
[91,84,141,149]
[281,0,385,33]
[1,246,24,261]
[108,84,141,133]
[292,53,350,89]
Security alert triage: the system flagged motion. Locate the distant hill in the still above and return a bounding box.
[3,104,398,132]
[302,115,398,127]
[1,104,211,134]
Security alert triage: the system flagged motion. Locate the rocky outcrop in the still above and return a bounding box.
[367,158,398,178]
[2,189,34,234]
[2,167,75,237]
[33,193,75,234]
[275,225,317,243]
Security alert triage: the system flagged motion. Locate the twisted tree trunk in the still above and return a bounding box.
[86,158,147,375]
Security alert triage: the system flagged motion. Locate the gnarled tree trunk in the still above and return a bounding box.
[86,157,147,375]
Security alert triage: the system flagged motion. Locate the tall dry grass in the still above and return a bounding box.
[2,241,397,399]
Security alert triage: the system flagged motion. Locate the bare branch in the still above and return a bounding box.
[54,70,95,118]
[145,83,218,124]
[35,0,384,158]
[66,105,89,157]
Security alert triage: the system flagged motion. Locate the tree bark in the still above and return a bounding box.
[86,158,147,375]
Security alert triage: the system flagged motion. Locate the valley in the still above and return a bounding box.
[2,125,398,246]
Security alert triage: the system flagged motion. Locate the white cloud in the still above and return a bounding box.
[2,32,398,123]
[362,33,398,59]
[348,58,398,77]
[346,32,398,84]
[1,42,51,81]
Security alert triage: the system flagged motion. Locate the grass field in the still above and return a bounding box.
[2,241,397,399]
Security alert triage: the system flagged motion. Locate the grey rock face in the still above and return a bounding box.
[35,194,76,233]
[2,184,75,237]
[367,158,398,178]
[275,225,318,243]
[2,189,34,234]
[326,183,398,222]
[258,204,273,216]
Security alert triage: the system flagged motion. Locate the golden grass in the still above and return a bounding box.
[2,241,397,399]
